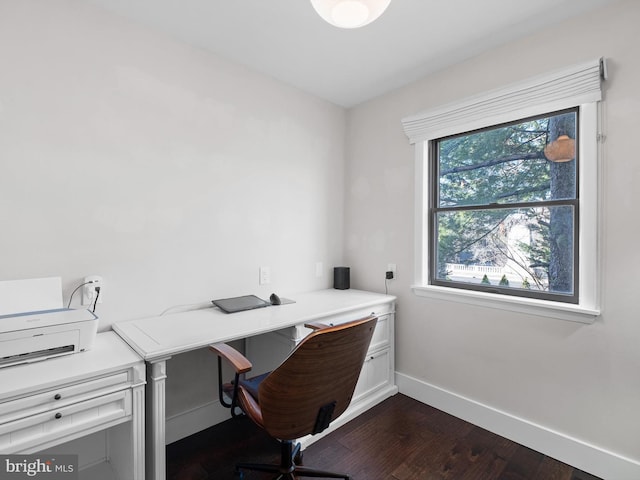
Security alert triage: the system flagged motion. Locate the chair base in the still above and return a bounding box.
[235,439,350,480]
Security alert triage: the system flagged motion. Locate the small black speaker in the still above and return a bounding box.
[333,267,350,290]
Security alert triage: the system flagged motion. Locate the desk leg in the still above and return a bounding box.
[133,382,147,480]
[146,358,169,480]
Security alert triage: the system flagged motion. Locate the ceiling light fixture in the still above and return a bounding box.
[310,0,392,29]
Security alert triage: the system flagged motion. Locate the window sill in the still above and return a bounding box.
[411,284,599,324]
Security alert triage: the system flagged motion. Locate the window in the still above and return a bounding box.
[431,109,579,303]
[402,59,605,323]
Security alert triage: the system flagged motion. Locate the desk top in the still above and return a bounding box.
[112,289,395,362]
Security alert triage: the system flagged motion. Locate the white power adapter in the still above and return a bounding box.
[83,275,104,305]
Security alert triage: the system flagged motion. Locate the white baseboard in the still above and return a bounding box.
[166,399,229,445]
[396,372,640,480]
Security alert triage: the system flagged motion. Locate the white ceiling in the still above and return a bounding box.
[84,0,617,107]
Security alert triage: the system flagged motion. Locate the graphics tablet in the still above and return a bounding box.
[212,295,269,313]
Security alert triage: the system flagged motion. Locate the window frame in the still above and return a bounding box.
[428,108,581,304]
[402,59,604,323]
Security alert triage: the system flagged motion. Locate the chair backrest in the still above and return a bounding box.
[257,315,377,440]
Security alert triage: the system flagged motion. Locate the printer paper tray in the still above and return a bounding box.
[0,330,79,368]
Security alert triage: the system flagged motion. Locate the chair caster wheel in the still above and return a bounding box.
[294,450,304,465]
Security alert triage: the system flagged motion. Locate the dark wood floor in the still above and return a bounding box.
[166,394,602,480]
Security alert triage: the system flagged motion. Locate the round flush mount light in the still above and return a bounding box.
[544,135,576,162]
[310,0,392,29]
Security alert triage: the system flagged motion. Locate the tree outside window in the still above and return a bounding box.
[430,108,578,303]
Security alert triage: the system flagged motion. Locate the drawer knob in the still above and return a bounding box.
[55,412,62,420]
[54,393,62,400]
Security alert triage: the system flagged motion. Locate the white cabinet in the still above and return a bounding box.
[245,294,396,446]
[0,332,145,480]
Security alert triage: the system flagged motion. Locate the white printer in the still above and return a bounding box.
[0,308,98,368]
[0,277,99,368]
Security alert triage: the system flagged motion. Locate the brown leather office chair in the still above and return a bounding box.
[209,315,377,480]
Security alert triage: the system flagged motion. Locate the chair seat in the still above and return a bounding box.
[239,372,269,400]
[222,372,269,403]
[221,372,270,429]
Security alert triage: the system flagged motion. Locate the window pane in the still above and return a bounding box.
[434,206,574,296]
[438,111,577,207]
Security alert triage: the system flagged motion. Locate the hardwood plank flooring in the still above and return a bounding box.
[166,394,602,480]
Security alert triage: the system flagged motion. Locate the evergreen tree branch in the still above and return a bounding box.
[441,151,546,175]
[496,184,550,199]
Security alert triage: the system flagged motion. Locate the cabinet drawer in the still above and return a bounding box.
[0,390,131,454]
[326,303,394,324]
[353,348,391,402]
[0,371,129,424]
[274,308,394,344]
[369,314,390,352]
[247,310,393,377]
[313,312,391,352]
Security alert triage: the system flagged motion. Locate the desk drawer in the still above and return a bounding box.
[276,307,394,344]
[353,348,391,402]
[246,311,393,377]
[0,371,130,424]
[306,311,391,350]
[369,314,390,352]
[0,390,131,454]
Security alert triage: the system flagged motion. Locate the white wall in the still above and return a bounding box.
[345,0,640,478]
[0,0,346,328]
[0,0,346,425]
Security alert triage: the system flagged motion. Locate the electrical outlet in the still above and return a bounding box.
[387,263,397,278]
[83,275,103,305]
[259,266,271,285]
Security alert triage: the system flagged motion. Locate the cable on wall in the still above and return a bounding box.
[67,280,94,308]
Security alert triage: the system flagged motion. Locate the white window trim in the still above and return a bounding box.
[403,59,605,324]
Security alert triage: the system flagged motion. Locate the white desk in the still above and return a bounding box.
[0,332,146,480]
[113,289,396,480]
